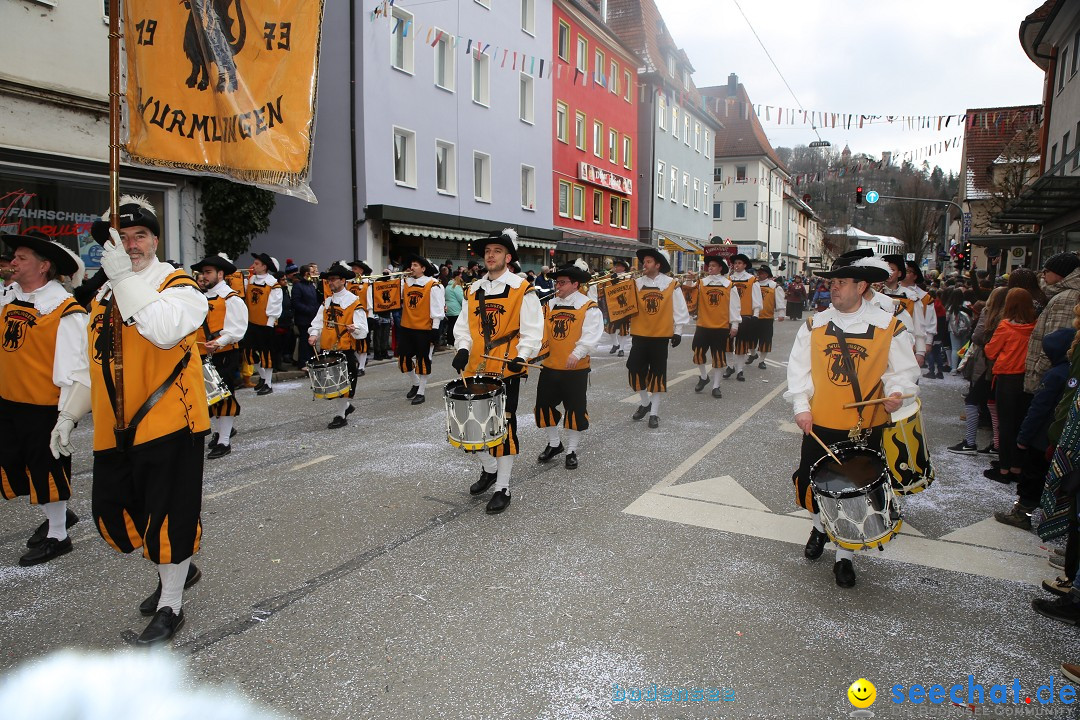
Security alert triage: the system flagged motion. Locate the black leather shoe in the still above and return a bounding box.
[344,403,356,417]
[834,559,856,588]
[358,369,366,377]
[617,349,624,357]
[711,387,723,399]
[804,528,827,559]
[745,353,758,365]
[27,509,79,549]
[253,378,266,391]
[758,361,767,370]
[469,470,497,496]
[983,468,1014,483]
[207,443,231,459]
[207,432,221,450]
[327,416,348,429]
[256,385,273,396]
[694,377,709,392]
[406,385,419,399]
[632,405,650,421]
[136,607,185,645]
[609,345,618,354]
[736,371,745,382]
[648,415,659,429]
[538,443,564,463]
[18,536,72,566]
[486,489,511,514]
[565,451,578,469]
[411,394,426,405]
[723,366,735,379]
[140,563,202,616]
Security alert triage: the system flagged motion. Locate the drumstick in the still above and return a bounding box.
[808,430,844,466]
[481,354,544,370]
[842,393,915,409]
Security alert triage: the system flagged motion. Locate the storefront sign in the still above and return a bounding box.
[578,162,633,196]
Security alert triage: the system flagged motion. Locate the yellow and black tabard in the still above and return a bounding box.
[197,289,241,356]
[542,300,596,370]
[759,283,777,320]
[807,317,902,430]
[464,281,533,378]
[318,296,363,351]
[885,291,915,319]
[226,271,246,299]
[630,282,677,337]
[87,270,210,451]
[696,280,734,329]
[731,275,758,316]
[245,276,279,326]
[0,297,84,406]
[402,277,435,331]
[346,279,370,313]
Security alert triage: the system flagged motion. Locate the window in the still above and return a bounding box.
[520,0,535,35]
[472,50,490,106]
[1061,47,1070,92]
[1073,29,1080,75]
[520,164,535,210]
[736,165,747,182]
[572,185,585,220]
[658,94,667,130]
[558,21,570,61]
[594,50,604,86]
[704,130,711,156]
[609,195,619,227]
[622,135,632,170]
[713,165,723,181]
[694,123,701,152]
[672,107,679,139]
[610,61,619,94]
[393,127,416,187]
[608,129,617,163]
[693,178,700,211]
[558,180,571,217]
[657,161,666,199]
[390,7,414,74]
[735,201,746,220]
[593,189,603,224]
[593,120,603,157]
[667,54,676,78]
[684,116,690,146]
[1052,143,1058,167]
[670,166,678,202]
[621,199,631,229]
[623,70,632,102]
[434,30,454,91]
[519,73,534,124]
[682,172,689,207]
[1065,131,1072,166]
[713,201,722,220]
[576,36,588,73]
[435,140,456,195]
[473,151,491,202]
[556,102,568,143]
[703,183,710,214]
[682,69,690,91]
[575,111,586,150]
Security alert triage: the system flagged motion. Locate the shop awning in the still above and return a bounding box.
[517,237,557,250]
[556,235,644,259]
[968,233,1039,249]
[389,222,487,243]
[992,175,1080,225]
[661,235,702,254]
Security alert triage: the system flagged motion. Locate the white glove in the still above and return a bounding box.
[100,228,134,283]
[49,414,77,459]
[49,382,92,459]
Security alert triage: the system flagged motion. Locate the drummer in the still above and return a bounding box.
[605,258,631,357]
[192,254,249,459]
[451,228,544,514]
[534,263,603,469]
[346,260,373,376]
[785,253,919,588]
[398,254,444,406]
[308,263,368,428]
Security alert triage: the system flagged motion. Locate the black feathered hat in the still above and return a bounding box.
[323,263,357,280]
[470,228,518,261]
[348,259,373,275]
[553,264,590,285]
[90,195,161,245]
[703,255,728,274]
[756,264,774,278]
[402,253,436,277]
[1,230,80,277]
[190,255,237,276]
[251,253,278,274]
[636,247,671,274]
[731,253,753,269]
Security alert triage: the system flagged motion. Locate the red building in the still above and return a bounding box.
[551,0,641,269]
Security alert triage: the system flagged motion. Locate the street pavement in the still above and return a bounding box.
[1,317,1076,719]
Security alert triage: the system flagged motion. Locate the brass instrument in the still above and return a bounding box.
[588,270,641,288]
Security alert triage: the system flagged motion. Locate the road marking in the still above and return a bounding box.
[619,369,701,403]
[289,454,337,472]
[204,454,335,500]
[765,359,787,368]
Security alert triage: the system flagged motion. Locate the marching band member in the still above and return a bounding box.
[0,231,88,565]
[881,254,928,365]
[752,264,786,370]
[691,255,741,399]
[785,254,919,589]
[347,260,374,376]
[243,252,282,395]
[534,263,603,469]
[398,254,444,406]
[57,195,209,644]
[605,258,631,357]
[725,253,762,381]
[308,263,368,428]
[451,229,543,514]
[627,248,690,429]
[192,254,249,459]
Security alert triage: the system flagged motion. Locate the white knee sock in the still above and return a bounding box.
[480,453,498,474]
[811,512,824,533]
[639,390,650,406]
[546,426,561,447]
[566,429,582,452]
[650,393,661,416]
[494,455,513,492]
[835,548,854,563]
[356,351,367,370]
[711,367,723,388]
[417,377,427,396]
[259,366,273,387]
[697,364,709,380]
[408,370,419,386]
[759,352,769,363]
[336,397,351,417]
[209,416,218,434]
[613,332,622,349]
[43,501,68,541]
[157,557,191,613]
[217,417,234,446]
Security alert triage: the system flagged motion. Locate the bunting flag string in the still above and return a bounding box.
[747,103,1041,134]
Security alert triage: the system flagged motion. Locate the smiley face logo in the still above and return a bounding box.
[847,678,876,709]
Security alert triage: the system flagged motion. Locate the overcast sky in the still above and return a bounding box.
[656,0,1047,175]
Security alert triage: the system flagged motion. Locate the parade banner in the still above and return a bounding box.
[372,279,402,313]
[602,279,639,324]
[682,284,698,315]
[123,0,325,202]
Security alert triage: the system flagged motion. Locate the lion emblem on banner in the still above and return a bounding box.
[183,0,247,93]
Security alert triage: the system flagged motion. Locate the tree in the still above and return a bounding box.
[986,120,1040,235]
[197,179,276,259]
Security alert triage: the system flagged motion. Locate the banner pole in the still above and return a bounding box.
[108,0,126,433]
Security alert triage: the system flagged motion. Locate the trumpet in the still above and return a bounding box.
[369,270,409,280]
[589,270,641,288]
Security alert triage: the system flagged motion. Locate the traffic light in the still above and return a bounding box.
[856,186,864,205]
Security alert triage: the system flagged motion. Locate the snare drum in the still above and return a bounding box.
[444,375,507,452]
[881,401,935,495]
[810,442,903,552]
[202,357,232,406]
[309,351,351,399]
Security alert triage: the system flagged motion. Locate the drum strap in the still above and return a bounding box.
[833,325,883,434]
